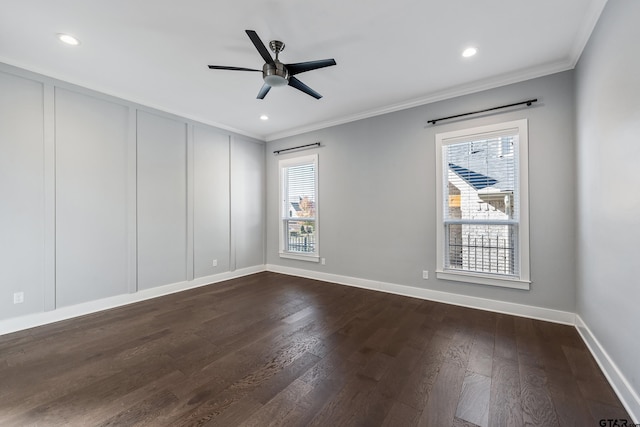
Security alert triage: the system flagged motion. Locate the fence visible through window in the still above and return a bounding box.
[287,234,316,253]
[447,224,516,275]
[285,219,316,253]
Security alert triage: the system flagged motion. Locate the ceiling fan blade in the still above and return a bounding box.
[208,65,262,72]
[286,59,337,76]
[288,76,322,99]
[257,83,271,99]
[245,30,274,65]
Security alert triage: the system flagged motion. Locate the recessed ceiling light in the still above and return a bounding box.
[58,34,80,46]
[462,47,477,58]
[260,115,269,121]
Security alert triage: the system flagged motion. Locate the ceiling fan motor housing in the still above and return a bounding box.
[263,61,289,87]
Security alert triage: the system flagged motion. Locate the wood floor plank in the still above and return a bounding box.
[489,356,523,427]
[376,345,424,401]
[351,387,397,426]
[305,374,378,427]
[97,389,180,427]
[493,314,518,361]
[357,350,394,382]
[4,354,177,426]
[577,377,626,407]
[445,326,474,369]
[549,393,597,427]
[466,329,494,377]
[419,361,467,427]
[78,370,187,426]
[202,398,263,427]
[455,372,490,427]
[250,351,322,405]
[382,401,421,426]
[236,379,313,427]
[163,333,321,424]
[397,332,452,410]
[382,309,427,356]
[453,417,482,427]
[515,317,546,369]
[519,363,560,427]
[0,271,633,426]
[277,364,357,427]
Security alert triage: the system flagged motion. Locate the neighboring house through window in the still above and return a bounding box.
[435,119,530,289]
[279,153,319,262]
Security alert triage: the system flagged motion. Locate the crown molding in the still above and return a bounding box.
[568,0,609,68]
[265,59,575,142]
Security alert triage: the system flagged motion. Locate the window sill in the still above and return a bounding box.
[436,270,530,290]
[279,252,320,263]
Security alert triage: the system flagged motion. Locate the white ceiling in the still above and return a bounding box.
[0,0,607,141]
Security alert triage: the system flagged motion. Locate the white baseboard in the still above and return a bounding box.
[575,315,640,424]
[265,264,576,325]
[0,265,265,336]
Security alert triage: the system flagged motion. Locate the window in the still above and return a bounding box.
[435,119,530,289]
[279,154,319,261]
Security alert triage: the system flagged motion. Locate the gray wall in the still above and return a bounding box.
[575,0,640,405]
[231,137,266,270]
[267,70,577,312]
[137,110,188,290]
[0,71,46,318]
[193,125,231,277]
[55,88,130,306]
[0,63,264,321]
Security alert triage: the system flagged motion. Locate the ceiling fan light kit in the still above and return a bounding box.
[208,30,336,99]
[263,62,289,87]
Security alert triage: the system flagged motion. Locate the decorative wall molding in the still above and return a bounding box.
[576,315,640,423]
[265,264,576,325]
[0,265,265,337]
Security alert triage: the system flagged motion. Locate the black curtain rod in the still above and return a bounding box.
[428,98,538,125]
[273,142,321,155]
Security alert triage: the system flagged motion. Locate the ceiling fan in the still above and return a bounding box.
[208,30,336,100]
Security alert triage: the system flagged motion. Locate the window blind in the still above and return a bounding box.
[280,157,318,256]
[443,133,520,276]
[284,163,316,219]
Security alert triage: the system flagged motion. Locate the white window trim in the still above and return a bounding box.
[278,153,319,262]
[435,119,530,290]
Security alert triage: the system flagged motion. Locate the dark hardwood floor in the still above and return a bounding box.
[0,272,633,426]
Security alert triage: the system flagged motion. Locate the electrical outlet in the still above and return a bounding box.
[212,259,218,267]
[13,292,24,304]
[422,270,429,280]
[321,258,326,265]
